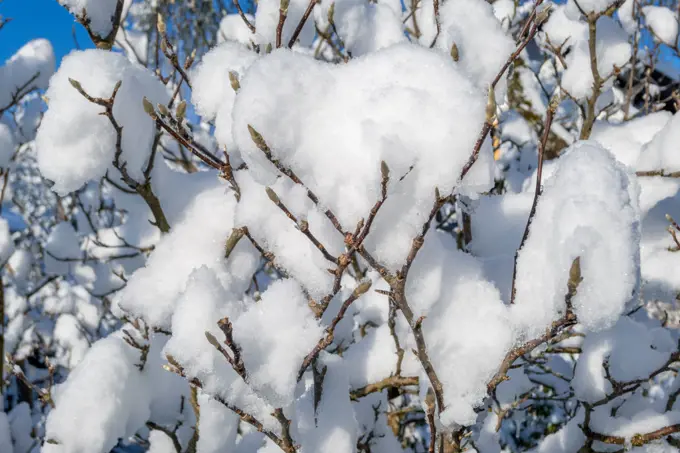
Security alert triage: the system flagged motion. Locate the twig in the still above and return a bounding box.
[233,0,256,33]
[69,79,171,233]
[276,0,289,48]
[298,281,372,379]
[272,408,296,453]
[509,98,558,305]
[265,187,338,264]
[486,312,577,395]
[429,0,441,47]
[350,375,419,400]
[584,423,680,447]
[288,0,317,47]
[146,422,182,453]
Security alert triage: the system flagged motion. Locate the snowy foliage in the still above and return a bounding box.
[3,0,680,452]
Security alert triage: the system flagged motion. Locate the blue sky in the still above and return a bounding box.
[0,0,92,65]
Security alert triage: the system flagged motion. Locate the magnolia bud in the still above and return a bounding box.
[248,125,270,155]
[265,187,280,204]
[450,42,459,62]
[176,100,187,120]
[380,160,389,180]
[142,97,156,117]
[485,86,496,122]
[229,71,240,92]
[353,280,372,297]
[157,13,167,34]
[157,103,169,117]
[68,78,83,92]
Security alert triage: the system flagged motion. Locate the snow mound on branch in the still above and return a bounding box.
[406,232,513,426]
[332,0,407,56]
[0,123,15,168]
[36,49,168,195]
[233,279,323,407]
[43,334,150,453]
[561,16,631,99]
[58,0,122,37]
[572,316,674,403]
[218,14,257,46]
[637,112,680,174]
[0,39,55,111]
[512,142,640,336]
[643,6,678,46]
[232,43,491,270]
[44,222,80,276]
[590,111,672,168]
[163,266,276,430]
[191,42,258,154]
[435,0,515,97]
[117,182,257,329]
[255,0,318,47]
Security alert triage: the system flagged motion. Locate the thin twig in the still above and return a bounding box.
[509,98,557,305]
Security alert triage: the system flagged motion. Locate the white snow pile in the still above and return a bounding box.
[36,49,168,194]
[643,6,679,46]
[0,39,55,110]
[232,44,491,269]
[512,142,640,336]
[58,0,122,37]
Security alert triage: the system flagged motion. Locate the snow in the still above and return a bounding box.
[195,392,240,453]
[527,409,586,453]
[512,142,640,336]
[0,39,55,111]
[255,0,318,47]
[333,0,407,56]
[618,0,637,35]
[0,218,14,267]
[147,430,177,453]
[58,0,122,37]
[493,0,516,26]
[14,94,44,142]
[590,112,672,168]
[0,123,15,168]
[233,44,490,269]
[44,333,150,453]
[36,49,168,195]
[10,2,680,451]
[637,112,680,174]
[115,28,149,64]
[53,314,91,368]
[44,222,80,276]
[191,42,258,153]
[542,6,587,51]
[235,171,341,298]
[565,0,620,16]
[407,232,513,426]
[0,412,12,453]
[298,353,358,453]
[637,177,680,303]
[435,0,515,97]
[117,183,252,328]
[7,403,32,453]
[468,192,533,258]
[233,279,323,407]
[561,16,631,99]
[572,316,674,403]
[590,407,680,444]
[163,266,276,430]
[643,6,679,46]
[218,14,257,46]
[343,324,398,388]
